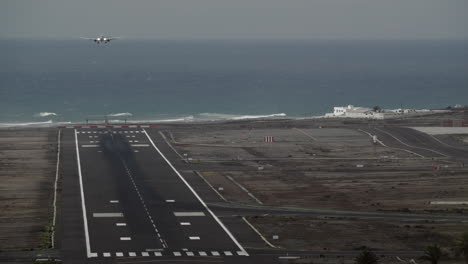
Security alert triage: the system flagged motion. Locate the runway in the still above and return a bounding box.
[60,128,248,262]
[361,126,468,160]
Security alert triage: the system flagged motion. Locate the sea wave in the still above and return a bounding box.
[0,112,288,128]
[198,112,287,121]
[34,112,58,117]
[0,120,54,128]
[108,112,133,117]
[0,120,72,128]
[108,116,195,123]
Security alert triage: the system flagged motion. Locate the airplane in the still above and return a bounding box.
[80,35,120,44]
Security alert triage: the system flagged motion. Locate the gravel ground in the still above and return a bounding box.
[0,129,57,251]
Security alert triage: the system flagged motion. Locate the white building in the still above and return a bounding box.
[325,105,449,120]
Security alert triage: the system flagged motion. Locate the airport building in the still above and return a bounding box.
[325,105,447,119]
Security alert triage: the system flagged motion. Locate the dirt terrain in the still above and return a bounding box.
[247,215,466,251]
[0,129,57,251]
[166,115,468,252]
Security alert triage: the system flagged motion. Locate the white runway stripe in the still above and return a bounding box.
[174,212,205,217]
[81,145,99,147]
[180,222,191,226]
[131,144,149,147]
[93,213,123,217]
[186,252,194,256]
[141,252,149,257]
[173,252,181,256]
[103,252,111,257]
[189,236,200,240]
[120,237,131,241]
[199,251,207,256]
[116,252,123,257]
[224,251,233,256]
[115,223,126,226]
[211,251,220,256]
[129,252,136,257]
[154,252,162,256]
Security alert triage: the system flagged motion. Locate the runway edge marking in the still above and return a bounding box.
[142,129,249,256]
[74,129,97,258]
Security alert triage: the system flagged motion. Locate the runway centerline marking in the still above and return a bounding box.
[114,132,168,248]
[115,223,127,226]
[109,200,119,203]
[189,236,200,240]
[74,130,97,258]
[180,222,191,226]
[120,237,131,241]
[165,199,175,203]
[143,129,249,256]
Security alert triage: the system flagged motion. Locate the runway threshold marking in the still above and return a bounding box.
[74,130,97,258]
[143,129,249,256]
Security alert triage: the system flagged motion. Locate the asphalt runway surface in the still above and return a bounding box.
[59,128,254,263]
[361,126,468,161]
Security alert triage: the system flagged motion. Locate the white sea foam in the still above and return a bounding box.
[0,120,54,128]
[109,116,195,123]
[34,112,58,117]
[198,112,287,121]
[108,112,133,117]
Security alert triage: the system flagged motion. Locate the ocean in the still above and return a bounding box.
[1,39,467,127]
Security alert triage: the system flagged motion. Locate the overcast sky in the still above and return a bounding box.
[1,0,467,39]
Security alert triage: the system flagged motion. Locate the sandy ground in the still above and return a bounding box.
[0,129,57,251]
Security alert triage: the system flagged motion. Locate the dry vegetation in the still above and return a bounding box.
[0,129,57,251]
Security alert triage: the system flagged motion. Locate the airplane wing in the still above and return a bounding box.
[108,36,123,40]
[80,37,95,40]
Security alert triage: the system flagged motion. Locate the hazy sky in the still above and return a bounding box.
[1,0,467,39]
